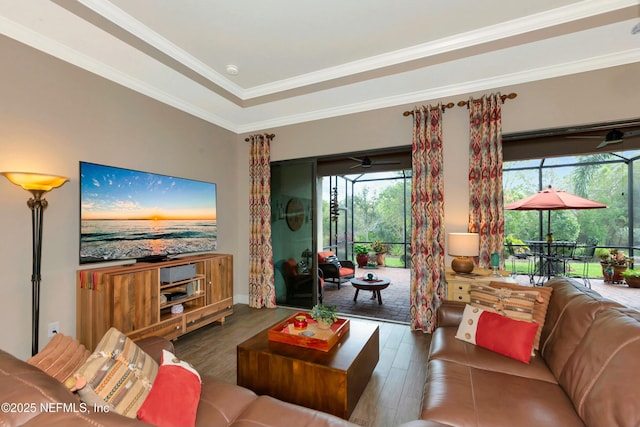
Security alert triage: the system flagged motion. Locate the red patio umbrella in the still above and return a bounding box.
[504,185,607,235]
[505,185,607,279]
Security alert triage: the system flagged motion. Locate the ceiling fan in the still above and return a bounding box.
[348,155,401,169]
[567,129,640,149]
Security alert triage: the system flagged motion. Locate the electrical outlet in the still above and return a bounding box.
[48,321,59,337]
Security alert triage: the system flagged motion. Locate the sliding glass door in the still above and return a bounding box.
[271,159,318,309]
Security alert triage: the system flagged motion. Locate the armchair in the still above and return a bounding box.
[317,251,355,289]
[276,258,324,303]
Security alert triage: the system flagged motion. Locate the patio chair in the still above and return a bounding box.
[317,251,355,289]
[553,240,577,276]
[506,241,534,284]
[569,238,598,288]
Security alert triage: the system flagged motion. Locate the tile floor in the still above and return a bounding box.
[322,267,412,323]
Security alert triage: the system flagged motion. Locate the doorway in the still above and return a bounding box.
[271,148,413,322]
[271,160,318,309]
[316,148,413,322]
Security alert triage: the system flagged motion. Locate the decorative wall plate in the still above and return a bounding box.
[286,197,305,231]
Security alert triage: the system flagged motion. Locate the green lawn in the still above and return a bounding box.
[384,256,406,268]
[509,258,604,278]
[382,256,607,278]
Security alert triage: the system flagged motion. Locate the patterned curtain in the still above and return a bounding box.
[467,93,504,268]
[410,105,446,332]
[248,134,276,308]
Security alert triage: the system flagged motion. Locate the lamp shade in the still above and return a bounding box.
[448,233,479,257]
[2,172,69,192]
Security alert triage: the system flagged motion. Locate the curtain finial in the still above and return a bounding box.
[245,133,275,142]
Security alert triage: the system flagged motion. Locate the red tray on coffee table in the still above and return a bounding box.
[267,312,350,352]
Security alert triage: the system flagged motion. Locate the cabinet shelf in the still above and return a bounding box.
[160,274,205,290]
[160,291,204,309]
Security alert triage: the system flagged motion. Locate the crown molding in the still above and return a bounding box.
[236,48,640,134]
[243,0,639,99]
[76,0,245,97]
[76,0,640,100]
[1,0,638,134]
[0,14,238,132]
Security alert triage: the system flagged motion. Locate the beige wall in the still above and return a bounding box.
[241,62,640,274]
[2,29,639,359]
[0,36,238,359]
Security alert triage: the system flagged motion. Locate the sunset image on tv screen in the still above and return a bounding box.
[80,161,217,263]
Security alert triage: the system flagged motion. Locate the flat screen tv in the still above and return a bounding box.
[79,161,217,264]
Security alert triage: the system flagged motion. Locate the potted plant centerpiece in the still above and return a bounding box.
[354,244,370,268]
[310,304,338,329]
[371,241,388,266]
[599,249,628,283]
[622,269,640,288]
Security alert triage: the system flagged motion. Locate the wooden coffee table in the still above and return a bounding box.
[237,319,379,419]
[350,277,391,304]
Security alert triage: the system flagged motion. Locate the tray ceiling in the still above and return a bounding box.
[1,0,639,133]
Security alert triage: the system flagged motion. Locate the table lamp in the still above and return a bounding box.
[448,232,479,274]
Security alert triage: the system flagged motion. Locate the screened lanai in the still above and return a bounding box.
[322,148,640,266]
[296,121,640,321]
[504,150,640,258]
[322,169,412,267]
[319,152,640,323]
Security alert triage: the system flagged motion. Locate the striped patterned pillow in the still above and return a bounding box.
[27,334,90,383]
[73,328,158,418]
[470,283,538,322]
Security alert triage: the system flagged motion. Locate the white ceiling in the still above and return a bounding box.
[1,0,639,133]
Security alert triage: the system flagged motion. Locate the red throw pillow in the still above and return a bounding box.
[318,251,334,263]
[137,350,201,427]
[455,304,539,363]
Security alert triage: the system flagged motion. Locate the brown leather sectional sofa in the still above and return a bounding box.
[3,276,638,427]
[0,336,358,427]
[417,277,640,427]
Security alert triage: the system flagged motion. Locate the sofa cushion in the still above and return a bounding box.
[455,304,538,363]
[470,283,538,321]
[558,307,640,427]
[195,377,260,427]
[338,266,355,277]
[231,394,358,427]
[194,377,354,427]
[73,327,158,418]
[421,359,585,427]
[429,327,557,383]
[0,349,85,426]
[0,349,145,427]
[137,350,201,427]
[27,333,90,383]
[490,281,553,350]
[134,335,176,364]
[539,278,623,379]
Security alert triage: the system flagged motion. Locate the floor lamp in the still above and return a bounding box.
[2,172,69,356]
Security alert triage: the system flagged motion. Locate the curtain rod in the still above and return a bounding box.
[244,133,275,142]
[402,102,454,117]
[402,92,517,116]
[456,92,517,108]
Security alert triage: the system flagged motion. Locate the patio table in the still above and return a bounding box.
[525,240,576,283]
